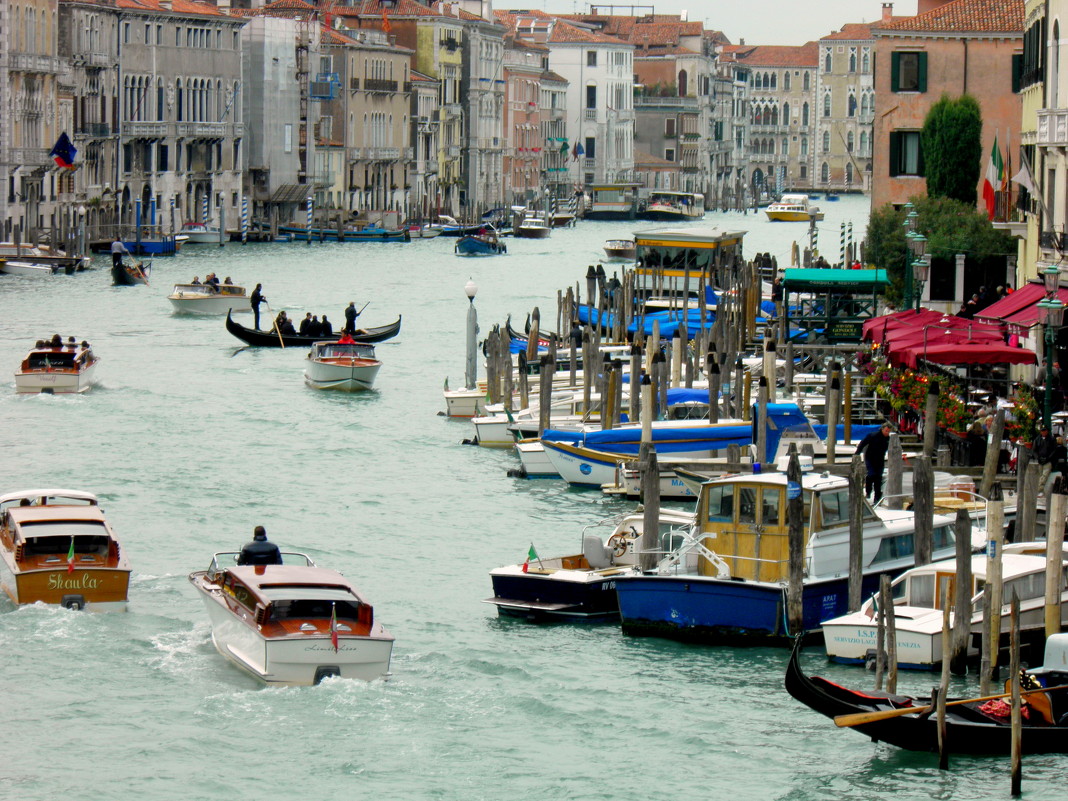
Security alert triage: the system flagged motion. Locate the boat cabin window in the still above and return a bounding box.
[761,488,782,525]
[1004,570,1060,603]
[738,487,757,524]
[706,483,733,523]
[907,574,934,607]
[870,525,954,566]
[22,534,110,557]
[28,352,76,369]
[224,576,256,611]
[270,599,363,621]
[816,489,875,529]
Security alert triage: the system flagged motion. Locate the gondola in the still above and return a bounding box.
[111,260,151,286]
[785,637,1068,755]
[225,310,401,347]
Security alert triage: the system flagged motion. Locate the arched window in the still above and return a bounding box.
[847,131,855,152]
[784,72,791,90]
[771,105,778,125]
[824,51,831,72]
[803,72,810,91]
[157,78,164,122]
[176,78,184,121]
[802,102,809,126]
[821,162,830,182]
[770,72,777,89]
[862,51,870,73]
[846,163,854,184]
[800,137,808,156]
[823,94,831,117]
[822,131,830,152]
[848,94,857,117]
[860,130,869,154]
[678,69,688,96]
[849,51,857,72]
[782,138,788,155]
[783,102,790,124]
[1054,21,1062,105]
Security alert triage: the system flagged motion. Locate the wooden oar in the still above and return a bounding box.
[264,303,285,349]
[834,682,1068,728]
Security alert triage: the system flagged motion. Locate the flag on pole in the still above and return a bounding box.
[67,537,76,573]
[382,6,392,33]
[559,140,569,155]
[521,544,538,573]
[572,142,585,162]
[50,132,77,169]
[330,603,339,652]
[981,135,1004,221]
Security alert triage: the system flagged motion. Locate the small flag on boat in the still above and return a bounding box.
[67,537,76,573]
[330,603,339,652]
[521,544,538,573]
[50,132,77,170]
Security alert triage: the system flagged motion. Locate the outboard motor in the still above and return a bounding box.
[314,666,341,684]
[61,594,86,610]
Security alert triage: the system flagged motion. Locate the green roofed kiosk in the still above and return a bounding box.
[782,268,889,343]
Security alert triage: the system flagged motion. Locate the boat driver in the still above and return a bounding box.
[237,526,283,566]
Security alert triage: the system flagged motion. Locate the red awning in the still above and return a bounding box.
[974,281,1049,326]
[864,309,952,343]
[885,329,1004,366]
[999,285,1068,334]
[902,342,1037,369]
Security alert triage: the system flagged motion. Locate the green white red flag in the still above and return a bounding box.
[67,537,76,573]
[982,135,1004,220]
[330,603,339,652]
[522,544,538,573]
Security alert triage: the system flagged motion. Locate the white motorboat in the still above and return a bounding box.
[15,339,98,394]
[179,222,223,244]
[0,489,131,610]
[168,283,252,314]
[514,213,551,239]
[484,507,695,620]
[639,191,705,222]
[304,341,381,391]
[765,193,824,222]
[189,551,394,685]
[408,225,443,239]
[1,260,58,276]
[822,548,1068,670]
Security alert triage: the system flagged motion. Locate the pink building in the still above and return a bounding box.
[871,0,1023,210]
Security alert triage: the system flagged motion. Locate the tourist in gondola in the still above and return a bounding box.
[237,526,282,566]
[308,315,322,338]
[321,315,333,337]
[250,284,265,330]
[299,313,313,336]
[279,316,297,336]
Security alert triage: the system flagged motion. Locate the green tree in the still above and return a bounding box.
[865,196,1015,306]
[921,94,983,204]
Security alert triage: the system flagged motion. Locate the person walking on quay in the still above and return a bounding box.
[250,284,265,330]
[1033,424,1059,495]
[855,422,892,503]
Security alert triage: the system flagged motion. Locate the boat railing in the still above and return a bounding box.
[206,550,316,578]
[651,526,731,578]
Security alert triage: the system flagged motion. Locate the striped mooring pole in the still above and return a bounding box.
[306,196,313,246]
[839,221,846,267]
[202,193,209,225]
[847,221,854,264]
[241,196,248,245]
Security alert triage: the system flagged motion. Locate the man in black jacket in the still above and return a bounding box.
[237,526,282,566]
[1033,424,1059,494]
[856,422,892,503]
[250,284,265,330]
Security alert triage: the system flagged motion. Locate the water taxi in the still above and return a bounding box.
[765,194,823,222]
[0,489,131,610]
[639,191,705,222]
[168,283,251,314]
[304,341,381,391]
[189,551,394,684]
[15,339,98,394]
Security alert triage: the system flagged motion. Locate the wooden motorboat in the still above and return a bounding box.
[226,310,401,347]
[765,193,823,222]
[15,339,98,394]
[111,260,151,286]
[169,283,252,314]
[188,551,394,684]
[603,239,636,260]
[514,213,552,239]
[0,489,130,609]
[786,635,1068,755]
[484,508,695,621]
[304,341,381,391]
[0,242,91,273]
[407,225,443,239]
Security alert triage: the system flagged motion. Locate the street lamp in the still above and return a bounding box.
[911,233,927,312]
[1041,265,1064,428]
[902,202,917,308]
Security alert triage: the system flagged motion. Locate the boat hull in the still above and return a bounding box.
[615,571,893,645]
[639,209,704,222]
[443,388,488,417]
[169,293,251,315]
[0,562,129,610]
[1,261,59,276]
[226,310,401,347]
[15,362,97,394]
[194,582,393,684]
[764,210,813,222]
[455,236,506,256]
[303,360,381,391]
[111,263,151,285]
[278,225,410,242]
[512,440,558,478]
[487,567,633,620]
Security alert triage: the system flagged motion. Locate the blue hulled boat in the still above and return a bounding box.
[614,470,958,645]
[455,232,507,256]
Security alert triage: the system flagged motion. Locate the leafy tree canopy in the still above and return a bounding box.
[921,94,983,204]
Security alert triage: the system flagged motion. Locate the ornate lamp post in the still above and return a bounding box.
[902,202,917,308]
[1041,265,1064,428]
[911,233,928,312]
[464,279,479,391]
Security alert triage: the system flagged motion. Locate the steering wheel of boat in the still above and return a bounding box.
[607,533,630,558]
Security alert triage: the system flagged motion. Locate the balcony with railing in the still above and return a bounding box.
[176,122,232,138]
[367,147,401,160]
[5,148,51,167]
[365,79,399,93]
[350,78,360,92]
[1038,108,1068,148]
[584,109,597,121]
[75,122,111,138]
[124,121,170,138]
[6,53,63,74]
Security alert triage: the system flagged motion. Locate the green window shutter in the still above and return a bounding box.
[890,52,900,91]
[889,131,901,177]
[917,134,925,176]
[1012,53,1023,93]
[917,52,928,93]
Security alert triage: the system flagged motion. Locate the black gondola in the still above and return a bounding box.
[225,310,401,347]
[784,637,1068,755]
[111,261,151,286]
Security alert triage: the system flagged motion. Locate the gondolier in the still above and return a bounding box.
[250,284,265,330]
[344,301,359,334]
[111,237,130,268]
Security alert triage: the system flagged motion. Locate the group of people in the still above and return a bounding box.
[37,334,86,351]
[190,273,231,291]
[958,284,1014,319]
[248,288,361,340]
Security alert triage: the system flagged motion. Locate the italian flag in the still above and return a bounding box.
[67,537,76,573]
[521,544,538,573]
[982,135,1004,221]
[330,603,339,652]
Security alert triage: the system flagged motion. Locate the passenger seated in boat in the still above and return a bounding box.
[237,526,282,566]
[50,333,62,349]
[279,318,297,336]
[338,332,356,344]
[308,316,322,338]
[321,316,333,337]
[191,276,201,285]
[223,276,233,285]
[66,336,77,350]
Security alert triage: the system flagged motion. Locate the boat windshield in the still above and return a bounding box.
[17,520,111,555]
[316,343,375,359]
[207,551,314,573]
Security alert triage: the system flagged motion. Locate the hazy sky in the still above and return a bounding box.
[501,1,919,46]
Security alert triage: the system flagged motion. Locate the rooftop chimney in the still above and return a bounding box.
[881,3,893,23]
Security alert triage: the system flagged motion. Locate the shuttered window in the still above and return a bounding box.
[890,51,927,92]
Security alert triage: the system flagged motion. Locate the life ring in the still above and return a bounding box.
[607,533,629,558]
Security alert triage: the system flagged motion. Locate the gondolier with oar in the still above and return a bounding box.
[111,237,130,269]
[250,284,265,330]
[344,301,359,335]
